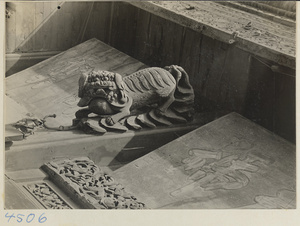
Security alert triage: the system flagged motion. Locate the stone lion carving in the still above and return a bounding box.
[75,65,195,133]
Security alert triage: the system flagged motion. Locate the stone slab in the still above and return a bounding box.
[5,38,213,172]
[2,38,178,169]
[5,169,82,209]
[5,38,147,126]
[111,112,296,209]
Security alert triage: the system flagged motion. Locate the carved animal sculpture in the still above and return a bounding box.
[76,65,194,132]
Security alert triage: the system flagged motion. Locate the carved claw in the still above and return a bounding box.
[105,117,115,126]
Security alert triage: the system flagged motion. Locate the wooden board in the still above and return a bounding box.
[111,112,295,209]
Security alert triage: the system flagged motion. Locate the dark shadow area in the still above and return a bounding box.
[244,56,296,143]
[106,129,187,171]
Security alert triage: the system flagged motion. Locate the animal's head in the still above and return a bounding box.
[77,70,128,110]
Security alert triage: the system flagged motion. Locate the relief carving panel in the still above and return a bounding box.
[42,157,146,209]
[25,182,72,209]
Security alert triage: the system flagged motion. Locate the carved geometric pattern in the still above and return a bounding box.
[25,182,72,209]
[42,157,146,209]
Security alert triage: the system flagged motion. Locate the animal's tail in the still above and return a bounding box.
[163,65,195,122]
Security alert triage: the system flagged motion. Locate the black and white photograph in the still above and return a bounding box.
[2,0,297,224]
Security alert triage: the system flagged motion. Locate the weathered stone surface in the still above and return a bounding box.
[111,113,295,209]
[6,38,147,126]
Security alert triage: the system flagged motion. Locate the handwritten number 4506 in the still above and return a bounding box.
[5,212,47,223]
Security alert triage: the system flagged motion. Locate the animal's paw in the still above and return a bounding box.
[105,117,115,126]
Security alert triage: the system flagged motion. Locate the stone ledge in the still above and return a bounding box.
[130,1,295,69]
[217,1,295,26]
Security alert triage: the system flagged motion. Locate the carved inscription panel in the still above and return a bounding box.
[111,113,296,209]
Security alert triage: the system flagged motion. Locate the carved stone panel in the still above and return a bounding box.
[42,157,146,209]
[110,113,295,209]
[24,182,72,209]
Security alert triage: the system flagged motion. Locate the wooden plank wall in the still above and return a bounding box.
[5,2,295,143]
[102,2,295,143]
[6,2,92,53]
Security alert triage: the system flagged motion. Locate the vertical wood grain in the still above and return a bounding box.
[274,71,295,143]
[159,17,184,66]
[83,2,112,44]
[33,2,44,51]
[8,2,94,53]
[139,14,164,66]
[109,2,138,56]
[6,3,17,53]
[63,12,73,50]
[244,56,275,132]
[134,10,184,67]
[63,2,79,50]
[55,3,66,51]
[15,2,35,52]
[178,28,202,85]
[43,2,59,51]
[178,28,205,111]
[70,2,92,45]
[134,9,152,64]
[178,28,201,76]
[196,35,228,104]
[216,46,251,113]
